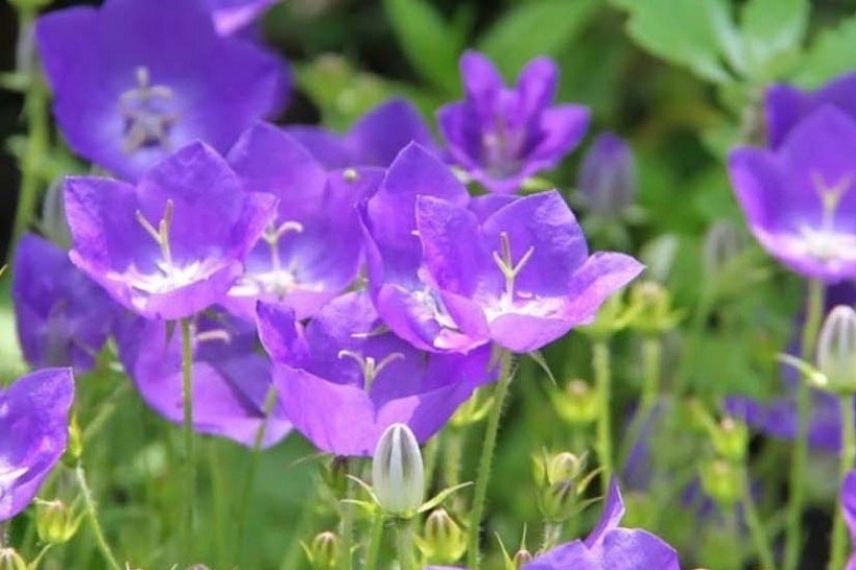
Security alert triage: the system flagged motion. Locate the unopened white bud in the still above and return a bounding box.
[817,305,856,393]
[372,423,425,517]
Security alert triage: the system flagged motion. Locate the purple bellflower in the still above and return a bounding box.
[116,309,291,448]
[577,132,637,218]
[255,291,494,456]
[438,51,589,194]
[425,479,680,570]
[205,0,280,35]
[36,0,288,181]
[64,142,277,320]
[286,98,436,169]
[224,122,383,320]
[12,234,115,373]
[362,144,643,353]
[729,107,856,283]
[842,470,856,569]
[767,72,856,149]
[0,368,75,522]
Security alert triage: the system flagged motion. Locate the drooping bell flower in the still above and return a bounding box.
[35,0,289,182]
[255,291,494,456]
[12,234,115,373]
[437,51,589,194]
[766,71,856,148]
[577,132,637,218]
[116,309,291,447]
[842,470,856,569]
[224,122,382,320]
[729,107,856,283]
[286,98,436,169]
[205,0,279,35]
[64,141,277,320]
[0,368,75,522]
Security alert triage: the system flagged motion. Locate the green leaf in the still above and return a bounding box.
[478,0,600,79]
[793,12,856,88]
[382,0,461,93]
[740,0,808,77]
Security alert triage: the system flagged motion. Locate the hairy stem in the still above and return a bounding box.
[829,395,856,570]
[594,340,613,496]
[75,464,122,570]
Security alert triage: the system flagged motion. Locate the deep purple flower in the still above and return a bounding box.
[12,234,115,373]
[0,368,75,522]
[425,480,680,570]
[767,72,856,149]
[64,142,277,320]
[223,122,383,320]
[36,0,288,181]
[286,98,435,169]
[116,309,291,447]
[842,470,856,570]
[255,291,494,456]
[205,0,279,35]
[437,51,589,194]
[729,107,856,283]
[577,133,637,217]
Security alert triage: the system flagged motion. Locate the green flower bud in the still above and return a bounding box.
[626,281,684,335]
[372,423,425,517]
[62,414,83,467]
[579,295,629,339]
[36,499,80,545]
[546,452,583,484]
[817,306,856,393]
[512,549,534,569]
[700,459,742,509]
[422,508,466,564]
[710,417,748,463]
[550,380,598,425]
[308,532,338,570]
[0,549,26,570]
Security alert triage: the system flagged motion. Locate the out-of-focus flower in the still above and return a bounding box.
[64,142,276,320]
[728,107,856,282]
[205,0,279,35]
[36,0,289,181]
[306,531,338,570]
[287,98,435,169]
[255,291,494,456]
[116,309,291,448]
[224,122,382,320]
[0,368,75,522]
[371,423,425,517]
[438,51,589,194]
[577,132,637,218]
[12,234,115,373]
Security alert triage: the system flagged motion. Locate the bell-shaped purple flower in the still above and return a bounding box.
[116,309,291,448]
[286,98,436,169]
[64,141,277,320]
[577,133,637,218]
[205,0,279,35]
[842,470,856,569]
[224,122,383,320]
[12,234,115,373]
[438,51,589,194]
[1,368,75,522]
[767,71,856,149]
[255,291,494,456]
[36,0,289,181]
[729,107,856,283]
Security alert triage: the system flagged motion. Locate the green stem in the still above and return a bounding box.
[395,520,416,570]
[829,395,856,570]
[365,513,385,570]
[784,278,825,570]
[466,349,513,570]
[279,484,320,570]
[741,465,776,570]
[338,461,354,570]
[445,430,465,487]
[209,442,228,569]
[618,336,661,468]
[75,464,122,570]
[593,340,612,496]
[179,318,196,563]
[423,436,441,491]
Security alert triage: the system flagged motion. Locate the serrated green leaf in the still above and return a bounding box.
[793,12,856,88]
[478,0,600,79]
[740,0,808,77]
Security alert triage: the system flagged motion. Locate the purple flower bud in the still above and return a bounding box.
[577,133,636,217]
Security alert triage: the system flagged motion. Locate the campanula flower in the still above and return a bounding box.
[206,0,279,35]
[64,142,277,320]
[438,51,589,194]
[36,0,289,181]
[577,132,637,218]
[729,107,856,282]
[116,309,291,448]
[224,122,382,320]
[0,368,75,522]
[12,234,115,373]
[255,291,493,456]
[287,98,435,169]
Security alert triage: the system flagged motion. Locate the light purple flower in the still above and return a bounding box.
[206,0,279,35]
[116,309,291,448]
[223,122,383,320]
[64,142,277,320]
[286,98,435,169]
[12,234,115,373]
[255,291,494,456]
[36,0,289,181]
[767,72,856,149]
[438,51,589,194]
[842,470,856,570]
[578,133,637,218]
[0,368,75,522]
[729,107,856,283]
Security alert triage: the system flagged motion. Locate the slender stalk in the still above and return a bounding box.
[395,520,416,570]
[209,442,228,568]
[279,485,320,570]
[423,436,441,490]
[179,318,196,562]
[784,279,825,570]
[618,336,662,468]
[75,464,122,570]
[741,465,776,570]
[593,340,612,496]
[466,349,513,570]
[445,430,465,487]
[829,395,856,570]
[365,513,385,570]
[338,461,354,570]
